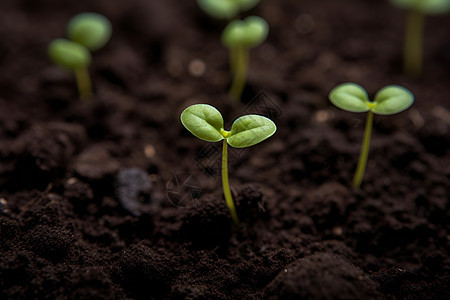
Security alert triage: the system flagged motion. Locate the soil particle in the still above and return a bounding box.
[0,0,449,298]
[72,144,120,180]
[178,194,232,248]
[235,184,269,223]
[13,122,86,172]
[263,253,383,300]
[112,243,175,299]
[302,182,351,231]
[63,177,94,213]
[23,224,75,262]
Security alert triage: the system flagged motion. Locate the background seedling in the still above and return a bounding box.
[48,12,112,99]
[180,104,276,225]
[329,83,414,189]
[48,39,92,99]
[222,16,269,101]
[197,0,260,20]
[390,0,450,77]
[67,12,112,51]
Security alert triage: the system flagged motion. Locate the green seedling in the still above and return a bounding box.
[48,12,112,99]
[329,83,414,189]
[197,0,260,20]
[48,39,92,99]
[222,16,269,101]
[181,104,276,225]
[390,0,450,77]
[67,12,112,51]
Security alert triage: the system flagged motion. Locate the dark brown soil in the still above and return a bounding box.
[1,0,449,299]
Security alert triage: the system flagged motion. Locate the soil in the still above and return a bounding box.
[0,0,449,299]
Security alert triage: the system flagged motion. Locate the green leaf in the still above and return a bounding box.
[222,16,269,48]
[390,0,450,14]
[180,104,224,142]
[67,12,112,51]
[238,0,260,11]
[244,16,269,47]
[227,115,276,148]
[197,0,260,19]
[328,83,371,113]
[48,38,91,70]
[222,20,247,47]
[197,0,238,19]
[372,85,414,115]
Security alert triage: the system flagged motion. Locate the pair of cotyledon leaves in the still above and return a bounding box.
[390,0,450,14]
[222,16,269,48]
[48,13,112,70]
[181,104,276,148]
[198,0,260,20]
[329,83,414,115]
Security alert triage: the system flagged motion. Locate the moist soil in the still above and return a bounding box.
[1,0,449,299]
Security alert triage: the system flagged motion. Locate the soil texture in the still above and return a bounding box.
[0,0,449,299]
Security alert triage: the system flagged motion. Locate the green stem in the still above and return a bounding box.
[229,47,237,75]
[222,139,239,225]
[353,111,373,189]
[404,9,424,78]
[229,46,248,101]
[74,67,92,100]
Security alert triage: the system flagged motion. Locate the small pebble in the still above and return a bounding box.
[313,110,334,123]
[116,168,153,216]
[144,145,156,158]
[188,58,206,77]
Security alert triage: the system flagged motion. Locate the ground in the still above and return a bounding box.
[0,0,449,299]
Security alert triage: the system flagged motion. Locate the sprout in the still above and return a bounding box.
[197,0,260,20]
[389,0,450,77]
[329,83,414,189]
[67,12,112,51]
[181,104,276,224]
[222,16,269,100]
[48,12,112,99]
[48,39,92,99]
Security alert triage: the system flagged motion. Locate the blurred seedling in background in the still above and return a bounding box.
[197,1,268,101]
[48,12,112,99]
[181,104,276,225]
[222,16,269,101]
[390,0,450,77]
[329,83,414,189]
[197,0,260,20]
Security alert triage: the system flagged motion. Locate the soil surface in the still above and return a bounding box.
[1,0,449,299]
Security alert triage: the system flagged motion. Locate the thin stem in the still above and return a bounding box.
[404,9,424,78]
[222,139,239,225]
[229,46,249,101]
[353,111,373,189]
[229,47,237,75]
[74,67,93,100]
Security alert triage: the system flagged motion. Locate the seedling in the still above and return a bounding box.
[390,0,450,77]
[180,104,276,224]
[48,39,92,99]
[48,12,112,99]
[222,16,269,100]
[67,12,112,51]
[329,83,414,189]
[197,0,260,20]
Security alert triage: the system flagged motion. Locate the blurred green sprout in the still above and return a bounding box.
[329,83,414,189]
[222,16,269,101]
[48,12,112,99]
[181,103,276,225]
[67,12,112,51]
[197,0,260,20]
[390,0,450,77]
